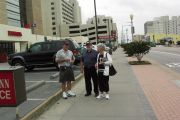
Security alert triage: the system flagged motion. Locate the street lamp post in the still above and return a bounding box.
[130,14,134,42]
[94,0,99,44]
[122,24,131,43]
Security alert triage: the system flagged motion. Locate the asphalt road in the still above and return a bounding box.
[147,46,180,73]
[0,66,80,120]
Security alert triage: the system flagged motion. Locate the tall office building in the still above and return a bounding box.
[0,0,21,27]
[145,16,180,35]
[41,0,82,37]
[26,0,44,35]
[144,21,154,34]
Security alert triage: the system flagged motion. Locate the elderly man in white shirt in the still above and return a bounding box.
[56,41,76,99]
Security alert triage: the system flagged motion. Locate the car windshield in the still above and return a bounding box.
[72,40,80,48]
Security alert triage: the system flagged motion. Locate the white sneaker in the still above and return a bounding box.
[96,94,103,99]
[67,90,76,97]
[62,92,68,99]
[105,94,110,100]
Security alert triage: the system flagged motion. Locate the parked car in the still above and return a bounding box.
[8,39,81,71]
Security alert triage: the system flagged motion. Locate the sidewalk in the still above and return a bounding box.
[130,57,180,120]
[36,48,156,120]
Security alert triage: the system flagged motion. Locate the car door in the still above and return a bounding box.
[41,42,55,64]
[25,43,45,65]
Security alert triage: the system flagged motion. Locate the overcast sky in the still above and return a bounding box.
[78,0,180,36]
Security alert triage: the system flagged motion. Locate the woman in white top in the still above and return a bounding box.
[96,43,112,100]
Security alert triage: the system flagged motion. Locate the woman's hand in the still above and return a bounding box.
[95,63,98,69]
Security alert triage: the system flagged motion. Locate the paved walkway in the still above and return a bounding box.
[36,48,156,120]
[131,57,180,120]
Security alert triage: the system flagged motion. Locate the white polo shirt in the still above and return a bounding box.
[56,49,75,67]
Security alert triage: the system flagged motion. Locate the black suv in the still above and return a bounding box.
[8,39,81,71]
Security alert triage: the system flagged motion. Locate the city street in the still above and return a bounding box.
[0,65,80,120]
[147,46,180,73]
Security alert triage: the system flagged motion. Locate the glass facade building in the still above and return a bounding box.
[6,0,21,27]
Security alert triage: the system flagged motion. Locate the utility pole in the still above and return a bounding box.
[94,0,99,44]
[126,29,129,43]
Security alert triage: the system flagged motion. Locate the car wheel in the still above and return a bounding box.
[13,59,24,67]
[26,66,34,71]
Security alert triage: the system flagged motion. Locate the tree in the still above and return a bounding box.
[122,41,151,61]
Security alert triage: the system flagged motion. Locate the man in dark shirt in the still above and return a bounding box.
[81,42,99,97]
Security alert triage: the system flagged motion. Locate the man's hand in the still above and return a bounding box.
[99,62,104,65]
[65,59,71,62]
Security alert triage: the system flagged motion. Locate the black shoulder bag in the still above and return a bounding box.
[106,53,117,76]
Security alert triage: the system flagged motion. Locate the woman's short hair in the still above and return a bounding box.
[97,43,106,50]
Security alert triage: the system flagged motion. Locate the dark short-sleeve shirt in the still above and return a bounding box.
[82,49,98,68]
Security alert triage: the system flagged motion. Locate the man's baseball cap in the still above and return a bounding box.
[63,41,69,45]
[86,41,92,46]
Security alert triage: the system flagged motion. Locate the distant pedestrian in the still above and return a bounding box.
[96,43,112,100]
[81,42,99,97]
[56,41,76,99]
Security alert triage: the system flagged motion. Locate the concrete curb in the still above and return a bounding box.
[26,80,46,93]
[21,74,83,120]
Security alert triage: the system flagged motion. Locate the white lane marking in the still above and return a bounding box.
[166,63,180,68]
[151,51,180,57]
[26,81,58,83]
[27,98,46,101]
[26,81,43,83]
[166,64,174,68]
[46,81,58,83]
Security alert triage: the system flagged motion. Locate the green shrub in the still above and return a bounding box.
[122,41,151,61]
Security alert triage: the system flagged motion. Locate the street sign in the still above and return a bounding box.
[0,67,27,107]
[98,36,117,39]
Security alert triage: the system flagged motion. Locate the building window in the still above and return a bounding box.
[88,27,95,30]
[52,27,56,30]
[98,26,107,29]
[82,34,88,36]
[89,37,96,40]
[89,32,95,35]
[52,22,56,25]
[52,17,55,20]
[51,7,54,10]
[52,12,55,15]
[69,31,80,34]
[51,2,54,5]
[53,32,56,35]
[69,25,79,29]
[81,29,87,32]
[98,31,107,34]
